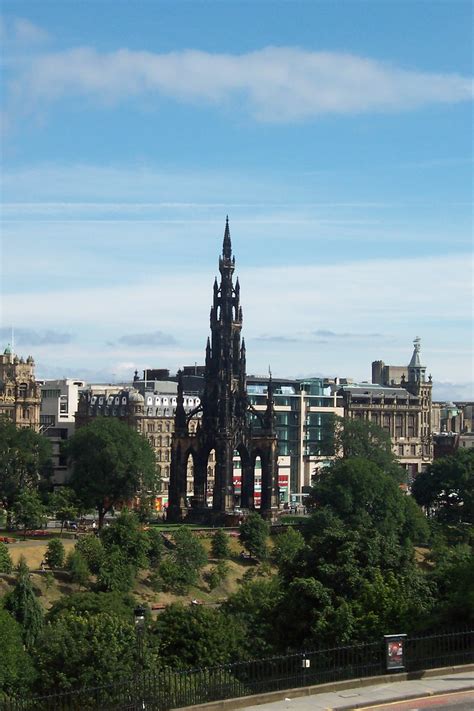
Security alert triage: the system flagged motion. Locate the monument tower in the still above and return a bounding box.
[168,218,279,522]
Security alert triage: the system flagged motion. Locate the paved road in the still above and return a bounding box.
[241,671,474,711]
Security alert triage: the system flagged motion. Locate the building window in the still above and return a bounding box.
[411,445,417,456]
[23,408,29,419]
[398,445,404,456]
[147,423,154,433]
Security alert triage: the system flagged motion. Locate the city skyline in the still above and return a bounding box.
[1,1,472,400]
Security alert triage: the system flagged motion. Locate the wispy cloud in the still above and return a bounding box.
[115,331,178,347]
[10,46,473,121]
[312,329,383,339]
[0,327,73,346]
[1,16,50,46]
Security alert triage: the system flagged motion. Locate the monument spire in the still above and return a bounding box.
[222,215,232,260]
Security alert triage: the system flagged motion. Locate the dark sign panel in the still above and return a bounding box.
[384,634,407,670]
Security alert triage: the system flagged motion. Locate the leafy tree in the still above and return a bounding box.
[47,591,137,623]
[428,544,474,626]
[64,417,158,528]
[47,487,79,536]
[173,526,208,570]
[272,526,307,572]
[0,541,13,573]
[95,548,136,593]
[224,577,282,657]
[33,611,140,694]
[75,534,105,574]
[4,557,44,648]
[239,512,270,560]
[155,557,193,595]
[211,528,230,559]
[328,415,404,481]
[412,449,474,524]
[12,489,47,539]
[205,560,229,590]
[45,538,65,569]
[0,415,52,522]
[66,550,90,590]
[146,527,165,567]
[306,457,427,543]
[0,608,35,696]
[100,509,149,570]
[151,604,245,669]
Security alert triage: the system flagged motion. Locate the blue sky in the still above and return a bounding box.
[1,0,473,399]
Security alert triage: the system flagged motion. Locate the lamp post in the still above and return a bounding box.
[134,604,146,710]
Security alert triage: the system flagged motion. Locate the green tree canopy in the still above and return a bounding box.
[12,490,47,539]
[66,550,91,590]
[0,416,52,516]
[211,528,231,559]
[307,457,428,543]
[47,591,137,623]
[329,415,404,480]
[5,557,44,649]
[95,548,136,593]
[0,541,13,573]
[100,509,150,570]
[64,417,158,528]
[33,611,139,694]
[45,538,65,569]
[0,608,35,696]
[47,487,80,535]
[151,604,244,669]
[239,512,270,561]
[75,534,105,575]
[412,449,474,524]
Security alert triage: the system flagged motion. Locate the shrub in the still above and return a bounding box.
[45,538,65,569]
[211,529,230,559]
[66,551,90,590]
[75,534,105,574]
[0,541,13,573]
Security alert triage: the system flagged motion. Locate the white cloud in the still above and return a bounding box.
[13,18,50,44]
[11,46,473,120]
[0,16,50,45]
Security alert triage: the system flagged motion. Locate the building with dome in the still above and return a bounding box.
[0,345,41,430]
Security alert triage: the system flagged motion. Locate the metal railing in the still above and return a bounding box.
[1,629,472,711]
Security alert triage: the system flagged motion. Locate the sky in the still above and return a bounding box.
[1,0,473,400]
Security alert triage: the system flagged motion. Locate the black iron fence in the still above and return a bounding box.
[1,629,472,711]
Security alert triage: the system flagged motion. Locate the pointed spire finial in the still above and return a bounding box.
[223,215,232,259]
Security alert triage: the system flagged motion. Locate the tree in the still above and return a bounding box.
[45,538,65,569]
[205,560,229,590]
[211,528,231,559]
[151,604,244,669]
[0,415,52,523]
[224,577,283,657]
[306,457,428,543]
[66,550,91,590]
[5,557,44,649]
[239,512,270,560]
[328,415,404,481]
[96,548,136,593]
[146,527,165,567]
[0,608,35,696]
[75,534,105,574]
[0,541,13,573]
[272,526,307,572]
[47,591,137,623]
[33,611,139,694]
[100,509,149,570]
[173,526,208,572]
[12,490,46,539]
[64,417,158,528]
[47,487,79,536]
[412,449,474,524]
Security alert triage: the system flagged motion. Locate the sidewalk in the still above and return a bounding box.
[240,669,474,710]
